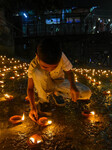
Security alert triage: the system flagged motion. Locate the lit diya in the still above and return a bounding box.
[91,79,96,83]
[4,94,14,100]
[9,113,25,124]
[103,90,111,95]
[82,110,95,118]
[10,76,15,80]
[0,81,4,84]
[95,81,101,86]
[37,117,52,126]
[27,134,43,147]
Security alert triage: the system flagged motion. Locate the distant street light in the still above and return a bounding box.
[23,13,28,18]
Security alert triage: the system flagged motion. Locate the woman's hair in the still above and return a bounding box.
[36,37,62,64]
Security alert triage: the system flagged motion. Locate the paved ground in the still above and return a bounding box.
[0,57,112,150]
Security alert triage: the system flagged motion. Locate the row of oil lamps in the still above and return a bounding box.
[0,57,28,88]
[73,68,112,95]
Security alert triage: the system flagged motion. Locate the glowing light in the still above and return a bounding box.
[23,13,28,18]
[37,140,41,144]
[0,81,4,84]
[4,94,13,100]
[22,114,25,120]
[90,111,95,115]
[99,81,101,84]
[13,66,17,69]
[107,90,111,94]
[28,135,43,145]
[30,137,35,143]
[93,26,96,29]
[47,120,52,125]
[4,94,10,98]
[10,76,15,79]
[1,85,4,88]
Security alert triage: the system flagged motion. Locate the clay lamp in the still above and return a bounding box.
[1,84,4,88]
[10,76,15,80]
[13,66,17,69]
[87,76,91,80]
[15,74,20,77]
[38,117,52,126]
[0,81,4,84]
[20,73,25,76]
[0,74,5,77]
[82,110,95,118]
[91,79,96,83]
[2,69,6,72]
[27,134,43,147]
[103,90,111,95]
[95,81,101,86]
[9,113,25,124]
[4,94,14,100]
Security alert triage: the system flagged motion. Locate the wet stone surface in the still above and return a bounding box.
[0,57,112,149]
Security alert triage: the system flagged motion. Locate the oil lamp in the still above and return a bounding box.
[38,117,52,126]
[1,84,4,88]
[27,134,43,147]
[9,113,25,124]
[10,76,15,80]
[103,90,111,95]
[82,110,95,118]
[4,94,14,100]
[95,81,101,86]
[15,74,20,77]
[0,81,4,84]
[91,79,96,83]
[0,73,5,77]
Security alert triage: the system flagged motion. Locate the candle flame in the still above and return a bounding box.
[107,91,111,94]
[37,140,42,144]
[30,137,35,143]
[22,114,25,120]
[93,79,96,82]
[99,81,101,84]
[4,94,10,98]
[0,81,4,84]
[90,111,95,115]
[47,120,52,125]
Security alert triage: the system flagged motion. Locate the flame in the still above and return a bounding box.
[0,81,4,84]
[22,113,25,120]
[90,111,95,115]
[99,81,101,84]
[47,120,52,125]
[1,85,4,88]
[30,137,35,143]
[37,140,42,143]
[107,90,111,94]
[4,94,10,98]
[10,77,15,79]
[93,79,96,82]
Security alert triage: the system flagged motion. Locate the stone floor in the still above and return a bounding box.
[0,57,112,150]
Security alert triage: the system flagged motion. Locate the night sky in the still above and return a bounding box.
[0,0,112,13]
